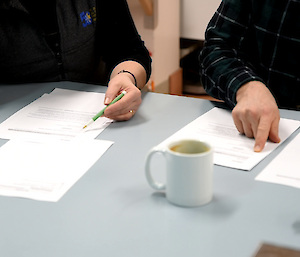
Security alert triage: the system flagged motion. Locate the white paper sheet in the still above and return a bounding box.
[0,88,112,142]
[0,139,113,202]
[159,108,300,170]
[255,132,300,188]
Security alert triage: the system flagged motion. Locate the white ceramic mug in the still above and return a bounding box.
[145,138,213,207]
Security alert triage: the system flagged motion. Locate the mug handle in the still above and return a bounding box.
[145,146,166,190]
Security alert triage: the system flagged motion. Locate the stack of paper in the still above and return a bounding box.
[0,88,113,142]
[255,132,300,189]
[0,88,114,202]
[0,140,113,202]
[158,108,300,171]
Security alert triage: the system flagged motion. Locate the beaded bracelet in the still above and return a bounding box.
[118,70,138,88]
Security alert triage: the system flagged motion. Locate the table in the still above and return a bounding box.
[1,81,300,257]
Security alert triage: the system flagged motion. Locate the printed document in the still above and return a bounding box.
[159,108,300,170]
[255,132,300,189]
[0,139,113,202]
[0,88,116,201]
[0,88,112,142]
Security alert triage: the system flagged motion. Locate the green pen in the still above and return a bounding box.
[83,90,127,129]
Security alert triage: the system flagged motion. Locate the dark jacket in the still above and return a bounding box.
[200,0,300,109]
[0,0,151,84]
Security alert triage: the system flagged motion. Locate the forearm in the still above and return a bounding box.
[98,0,151,87]
[201,41,263,108]
[110,60,147,90]
[200,0,263,108]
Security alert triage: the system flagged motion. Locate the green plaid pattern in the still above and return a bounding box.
[200,0,300,109]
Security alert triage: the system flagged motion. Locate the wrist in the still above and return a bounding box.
[236,81,266,103]
[117,70,138,88]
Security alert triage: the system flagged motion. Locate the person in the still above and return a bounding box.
[199,0,300,152]
[0,0,152,121]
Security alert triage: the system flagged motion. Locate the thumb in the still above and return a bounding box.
[104,84,120,105]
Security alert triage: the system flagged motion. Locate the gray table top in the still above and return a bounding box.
[1,81,300,257]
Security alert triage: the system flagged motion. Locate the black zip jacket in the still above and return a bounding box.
[0,0,152,84]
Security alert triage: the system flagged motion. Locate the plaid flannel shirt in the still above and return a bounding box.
[200,0,300,109]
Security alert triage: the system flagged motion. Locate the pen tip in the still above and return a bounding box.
[83,125,87,129]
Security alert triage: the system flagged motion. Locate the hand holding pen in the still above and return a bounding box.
[103,73,142,121]
[100,60,147,121]
[83,90,127,129]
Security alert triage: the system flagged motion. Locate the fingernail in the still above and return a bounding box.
[254,145,261,152]
[104,97,110,105]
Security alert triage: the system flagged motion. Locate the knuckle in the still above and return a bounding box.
[244,108,259,119]
[232,108,238,119]
[233,106,259,120]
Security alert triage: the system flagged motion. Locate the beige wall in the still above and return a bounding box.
[127,0,220,92]
[180,0,221,40]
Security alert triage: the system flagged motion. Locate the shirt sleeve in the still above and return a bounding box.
[97,0,152,82]
[200,0,265,108]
